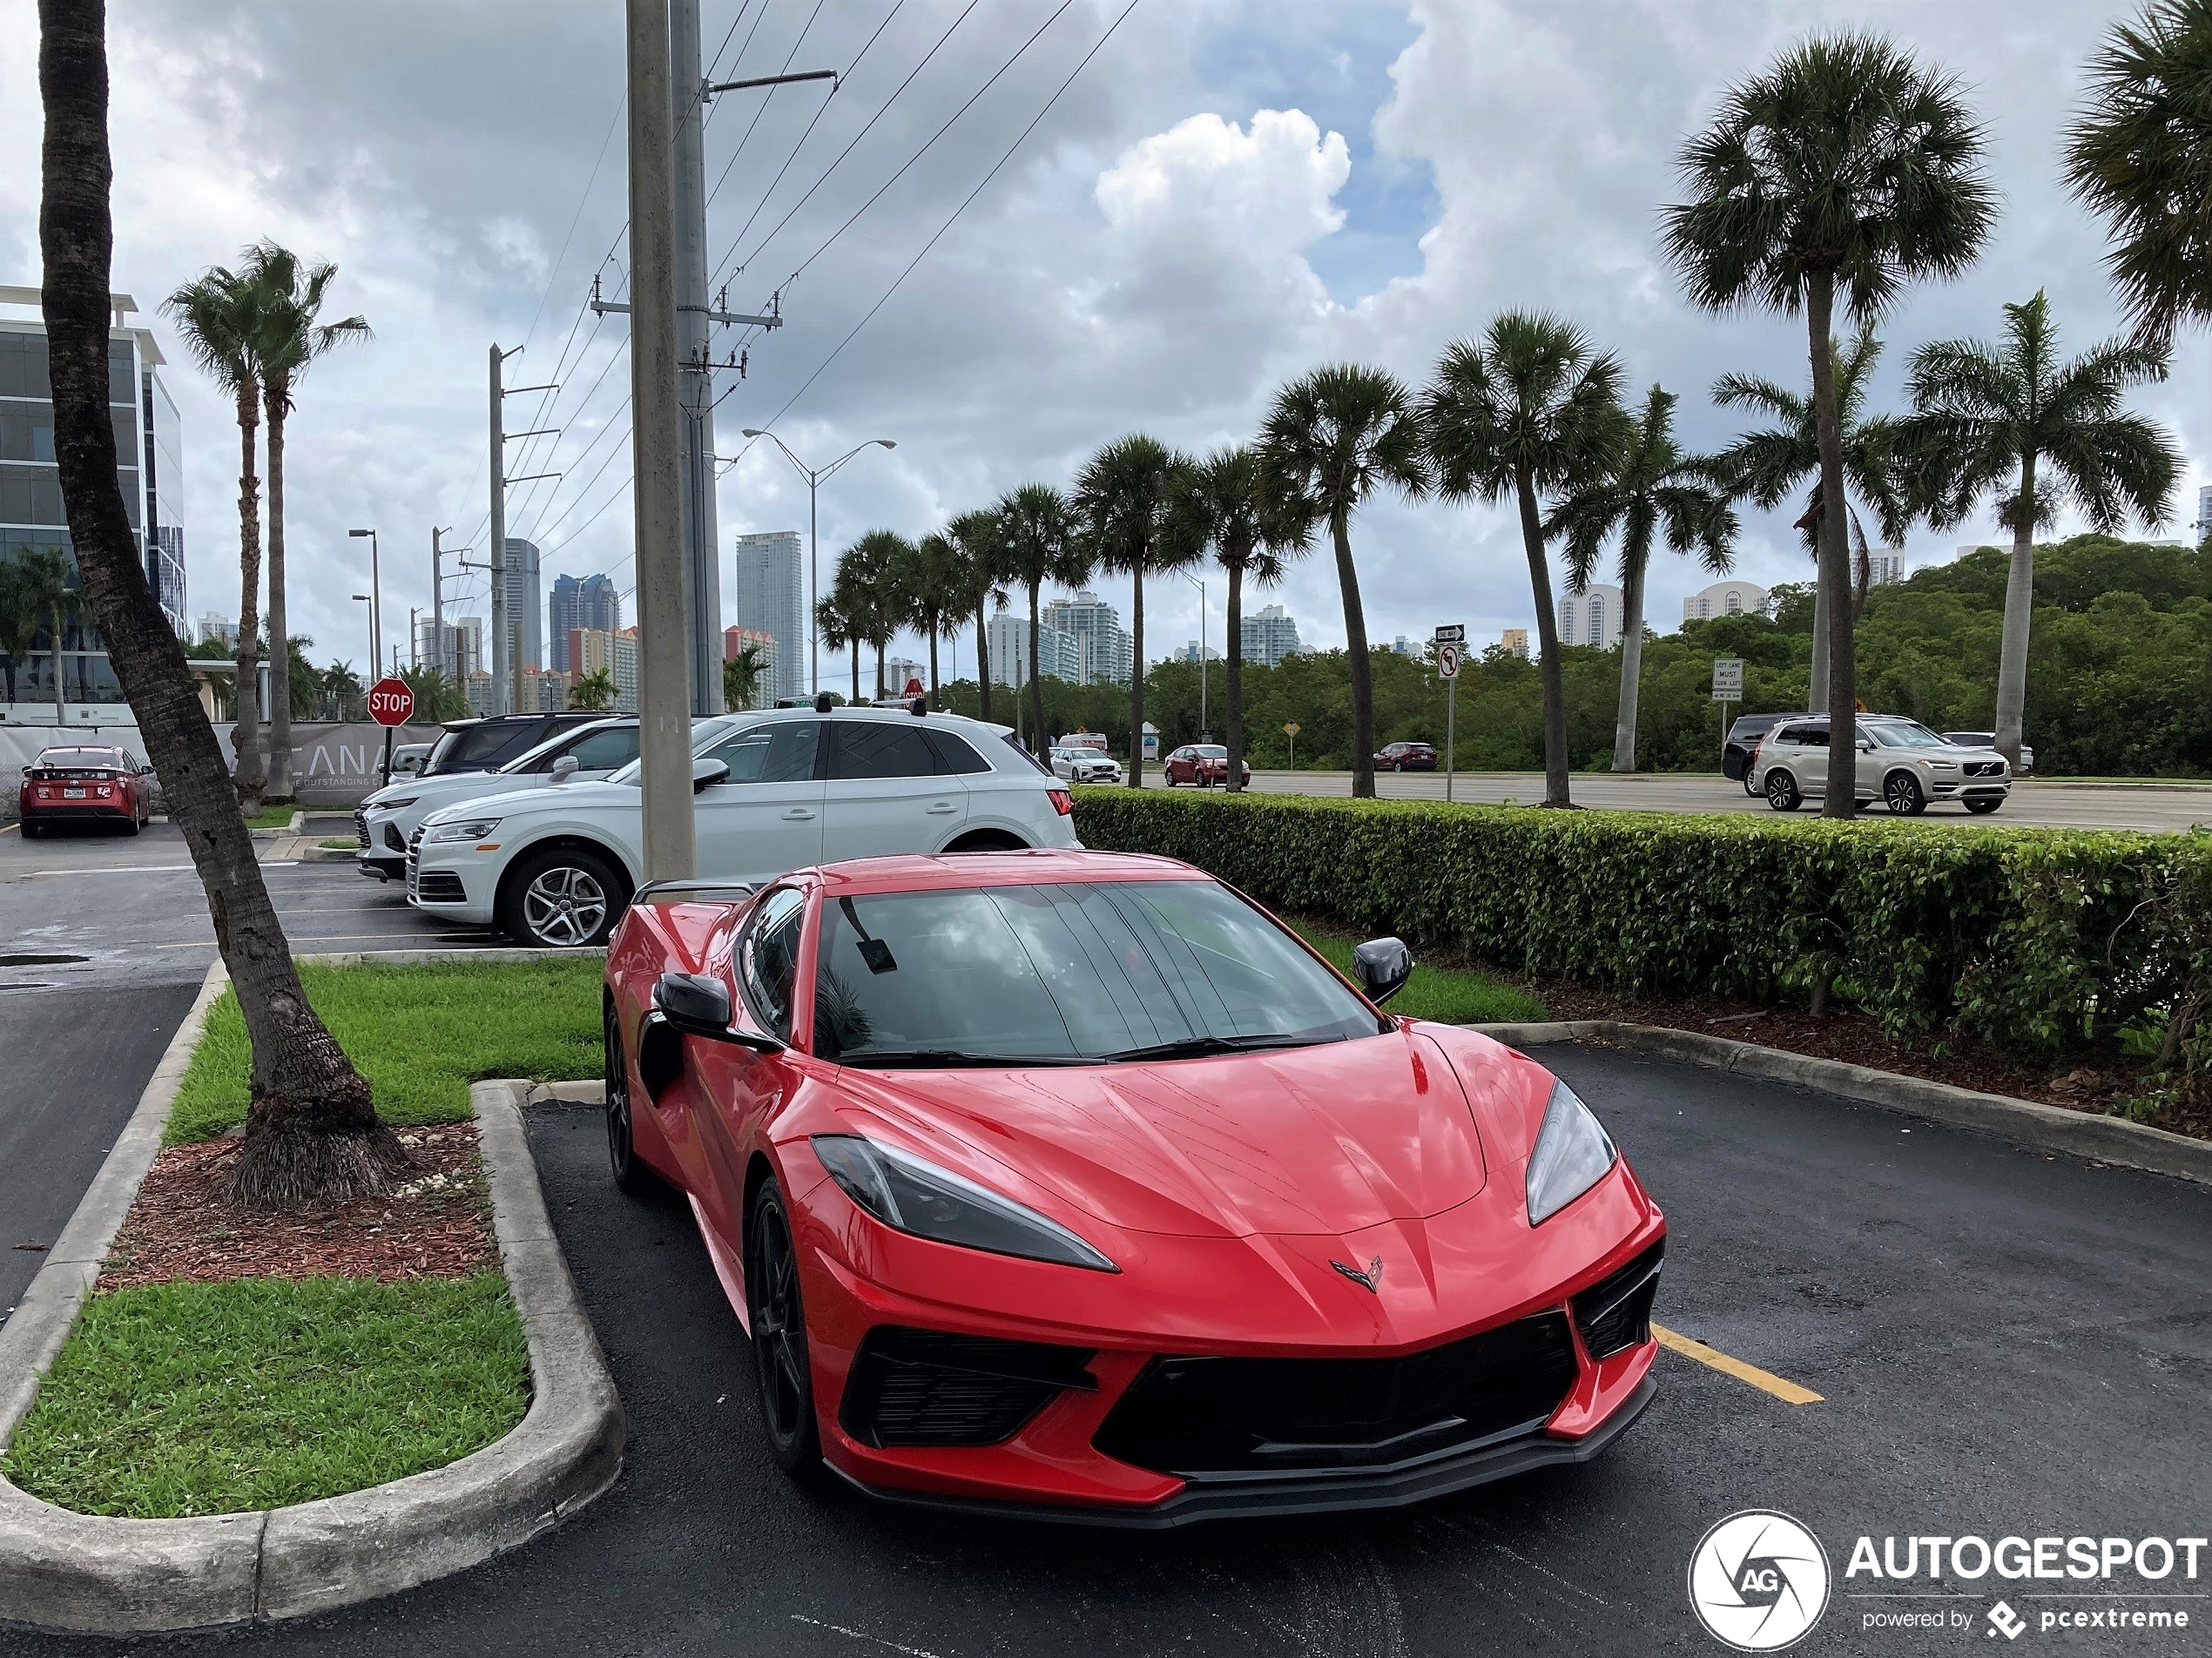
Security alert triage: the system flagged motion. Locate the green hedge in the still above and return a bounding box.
[1071,788,2212,1056]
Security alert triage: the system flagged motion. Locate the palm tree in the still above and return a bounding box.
[723,642,766,712]
[1163,447,1302,791]
[1420,318,1625,807]
[397,662,467,723]
[1074,435,1190,787]
[1898,291,2178,769]
[1548,386,1737,772]
[996,483,1092,757]
[165,257,277,809]
[839,530,914,700]
[815,586,863,704]
[320,659,362,720]
[0,561,40,704]
[568,668,616,711]
[1662,30,1995,817]
[1254,370,1427,800]
[41,0,395,1207]
[945,509,1007,722]
[2065,1,2212,347]
[240,242,370,802]
[10,547,83,721]
[906,529,962,705]
[1709,329,1912,704]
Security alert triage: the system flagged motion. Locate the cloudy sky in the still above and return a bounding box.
[1,0,2201,690]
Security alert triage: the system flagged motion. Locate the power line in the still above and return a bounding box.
[701,0,829,213]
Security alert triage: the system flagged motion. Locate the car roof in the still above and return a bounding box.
[812,850,1202,896]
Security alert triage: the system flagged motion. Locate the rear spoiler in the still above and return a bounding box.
[634,879,759,907]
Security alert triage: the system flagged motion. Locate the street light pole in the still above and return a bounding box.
[347,528,381,677]
[739,431,895,701]
[351,594,373,681]
[1183,570,1207,739]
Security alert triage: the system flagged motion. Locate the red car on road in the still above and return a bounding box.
[1374,741,1439,772]
[601,850,1664,1526]
[16,745,154,837]
[1161,744,1250,788]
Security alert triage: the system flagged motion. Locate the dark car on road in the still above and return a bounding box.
[1374,740,1439,772]
[16,745,154,837]
[1162,744,1251,788]
[1723,713,1792,789]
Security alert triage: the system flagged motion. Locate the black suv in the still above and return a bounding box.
[417,712,614,779]
[1723,713,1793,788]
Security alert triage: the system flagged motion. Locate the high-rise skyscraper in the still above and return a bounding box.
[1041,590,1133,685]
[548,572,620,671]
[1240,603,1303,667]
[734,530,805,702]
[502,537,543,670]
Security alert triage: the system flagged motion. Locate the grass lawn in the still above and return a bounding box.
[0,1274,529,1519]
[243,805,299,830]
[317,837,356,850]
[1292,926,1548,1025]
[168,958,604,1145]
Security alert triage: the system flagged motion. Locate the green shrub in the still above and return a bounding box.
[1072,789,2212,1055]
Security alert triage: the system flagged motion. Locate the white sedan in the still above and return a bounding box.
[1049,745,1123,784]
[408,705,1082,947]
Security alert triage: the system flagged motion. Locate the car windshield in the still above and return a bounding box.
[1865,721,1948,748]
[811,879,1383,1066]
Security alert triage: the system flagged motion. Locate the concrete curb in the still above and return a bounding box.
[0,1012,622,1630]
[1472,1020,2212,1189]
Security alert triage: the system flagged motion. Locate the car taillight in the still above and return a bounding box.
[1048,787,1074,816]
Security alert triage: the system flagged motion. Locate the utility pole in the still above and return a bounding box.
[430,527,446,683]
[489,345,509,714]
[671,0,719,719]
[628,0,694,881]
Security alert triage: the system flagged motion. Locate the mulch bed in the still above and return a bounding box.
[98,1123,496,1291]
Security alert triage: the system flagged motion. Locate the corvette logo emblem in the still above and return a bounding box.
[1330,1255,1385,1292]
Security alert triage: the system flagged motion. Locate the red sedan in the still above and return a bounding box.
[16,745,154,837]
[602,850,1663,1526]
[1161,744,1250,788]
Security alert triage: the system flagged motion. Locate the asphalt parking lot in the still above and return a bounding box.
[5,1044,2203,1656]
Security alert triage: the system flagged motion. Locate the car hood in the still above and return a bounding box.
[420,778,637,824]
[829,1028,1490,1239]
[364,772,515,811]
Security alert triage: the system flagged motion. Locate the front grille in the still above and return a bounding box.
[414,870,467,904]
[1094,1311,1580,1477]
[1572,1242,1663,1360]
[840,1328,1096,1449]
[354,810,370,850]
[1964,760,2005,778]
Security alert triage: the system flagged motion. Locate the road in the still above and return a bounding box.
[1154,769,2212,832]
[5,1042,2204,1655]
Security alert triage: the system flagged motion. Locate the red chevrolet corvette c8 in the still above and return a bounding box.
[600,849,1664,1526]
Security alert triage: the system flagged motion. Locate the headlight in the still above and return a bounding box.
[810,1134,1117,1271]
[374,796,420,811]
[1525,1079,1617,1225]
[424,816,501,843]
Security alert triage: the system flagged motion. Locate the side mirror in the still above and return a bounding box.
[652,971,782,1052]
[548,754,581,783]
[691,757,731,793]
[1858,738,1876,753]
[1351,937,1413,1005]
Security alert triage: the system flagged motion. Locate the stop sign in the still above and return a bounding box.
[367,677,415,727]
[904,677,924,697]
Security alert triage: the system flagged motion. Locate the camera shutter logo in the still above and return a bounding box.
[1687,1511,1831,1651]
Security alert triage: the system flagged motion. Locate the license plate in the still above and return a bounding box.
[64,788,85,799]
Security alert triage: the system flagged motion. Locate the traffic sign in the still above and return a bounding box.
[1710,657,1743,702]
[367,677,415,727]
[1433,623,1466,644]
[1437,643,1463,679]
[1282,722,1300,737]
[904,677,924,697]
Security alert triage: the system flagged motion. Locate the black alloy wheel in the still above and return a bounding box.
[747,1182,823,1478]
[603,1000,663,1196]
[1764,768,1801,812]
[1884,771,1927,816]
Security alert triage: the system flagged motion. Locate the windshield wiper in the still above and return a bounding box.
[1098,1033,1338,1063]
[837,1048,1101,1069]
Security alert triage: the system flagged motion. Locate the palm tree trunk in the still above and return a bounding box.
[927,621,940,708]
[1610,556,1647,772]
[1993,450,2036,772]
[1806,273,1857,818]
[849,637,860,704]
[38,0,401,1209]
[264,383,293,800]
[1806,579,1829,713]
[1514,471,1571,807]
[974,605,991,723]
[1025,579,1049,758]
[873,639,886,702]
[1126,563,1146,786]
[1332,514,1378,800]
[1224,560,1245,791]
[230,376,266,809]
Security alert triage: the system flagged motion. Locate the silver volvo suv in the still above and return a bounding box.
[1750,716,2010,816]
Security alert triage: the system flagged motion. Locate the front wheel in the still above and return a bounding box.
[498,846,627,948]
[1883,772,1927,816]
[747,1181,823,1480]
[1965,797,2004,815]
[1764,769,1802,812]
[603,998,664,1197]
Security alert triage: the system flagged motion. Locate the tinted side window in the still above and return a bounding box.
[740,887,807,1041]
[440,725,521,770]
[833,721,938,779]
[923,730,989,774]
[566,727,640,770]
[706,721,819,785]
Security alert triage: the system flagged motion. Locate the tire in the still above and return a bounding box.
[1965,797,2004,815]
[1883,771,1926,816]
[120,806,142,836]
[1743,772,1762,797]
[17,819,37,839]
[497,845,627,948]
[1764,768,1801,812]
[603,997,666,1198]
[747,1180,823,1480]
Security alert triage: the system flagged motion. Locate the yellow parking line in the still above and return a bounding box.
[1651,1323,1823,1405]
